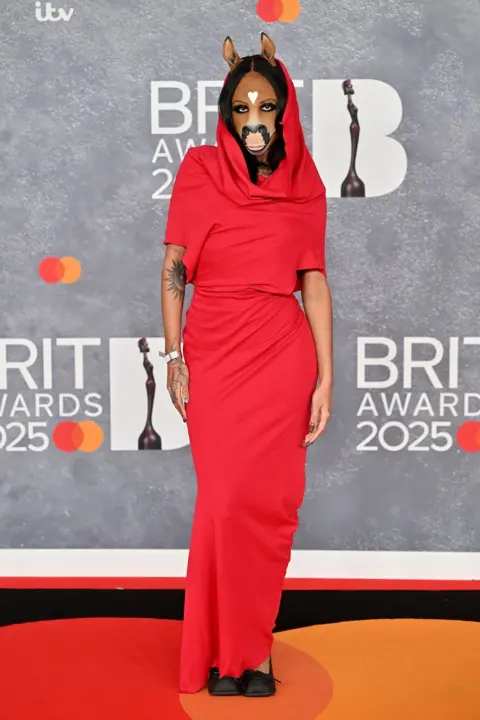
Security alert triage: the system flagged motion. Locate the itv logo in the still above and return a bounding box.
[35,1,74,22]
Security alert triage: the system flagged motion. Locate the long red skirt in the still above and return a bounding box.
[180,286,318,693]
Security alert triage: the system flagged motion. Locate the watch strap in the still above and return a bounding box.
[164,350,181,363]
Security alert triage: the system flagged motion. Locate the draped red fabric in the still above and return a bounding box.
[164,59,326,291]
[163,58,327,693]
[212,59,326,206]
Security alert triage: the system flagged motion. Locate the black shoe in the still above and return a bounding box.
[242,657,280,697]
[207,666,244,696]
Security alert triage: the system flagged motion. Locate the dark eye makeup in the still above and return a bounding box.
[232,102,277,113]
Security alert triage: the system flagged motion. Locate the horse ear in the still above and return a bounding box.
[260,32,276,66]
[222,36,242,70]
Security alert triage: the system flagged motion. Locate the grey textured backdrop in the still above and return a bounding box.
[0,0,479,551]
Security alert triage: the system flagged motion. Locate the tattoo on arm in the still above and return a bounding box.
[165,259,186,300]
[170,340,187,375]
[167,339,186,371]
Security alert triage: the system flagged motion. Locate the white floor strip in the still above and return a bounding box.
[0,549,478,580]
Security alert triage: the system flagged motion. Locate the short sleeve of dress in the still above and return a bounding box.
[163,147,213,284]
[293,187,327,293]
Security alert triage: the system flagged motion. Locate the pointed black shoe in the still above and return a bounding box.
[207,666,244,696]
[242,657,280,698]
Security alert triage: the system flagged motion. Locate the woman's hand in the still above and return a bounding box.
[301,381,332,447]
[167,357,190,422]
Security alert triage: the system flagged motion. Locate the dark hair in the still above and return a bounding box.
[218,55,288,184]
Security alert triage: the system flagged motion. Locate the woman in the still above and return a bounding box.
[161,33,333,697]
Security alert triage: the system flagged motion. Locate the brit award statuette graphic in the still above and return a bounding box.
[341,79,366,198]
[137,338,162,450]
[110,337,188,451]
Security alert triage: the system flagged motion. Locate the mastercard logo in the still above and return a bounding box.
[456,420,480,452]
[256,0,301,22]
[39,257,82,284]
[53,421,104,452]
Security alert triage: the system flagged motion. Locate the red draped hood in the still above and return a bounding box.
[201,58,325,206]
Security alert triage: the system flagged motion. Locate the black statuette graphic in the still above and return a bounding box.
[341,79,366,198]
[137,337,162,450]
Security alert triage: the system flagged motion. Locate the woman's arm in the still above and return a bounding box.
[161,243,190,421]
[301,270,333,384]
[300,269,333,446]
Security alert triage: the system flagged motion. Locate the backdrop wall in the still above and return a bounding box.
[0,0,479,586]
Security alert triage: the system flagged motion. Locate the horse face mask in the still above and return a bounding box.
[223,32,279,158]
[231,72,278,156]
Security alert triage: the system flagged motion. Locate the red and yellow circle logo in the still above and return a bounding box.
[256,0,301,22]
[456,420,480,452]
[39,257,82,284]
[53,421,104,452]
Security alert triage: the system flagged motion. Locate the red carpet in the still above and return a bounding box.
[1,617,480,719]
[0,618,186,720]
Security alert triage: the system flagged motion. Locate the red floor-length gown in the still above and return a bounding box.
[163,59,327,693]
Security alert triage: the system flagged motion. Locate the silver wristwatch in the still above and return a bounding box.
[163,350,182,363]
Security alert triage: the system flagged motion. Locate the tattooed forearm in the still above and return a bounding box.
[167,338,182,361]
[168,338,180,355]
[165,258,187,300]
[166,338,189,410]
[166,338,186,370]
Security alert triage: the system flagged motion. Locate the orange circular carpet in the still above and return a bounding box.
[0,617,479,719]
